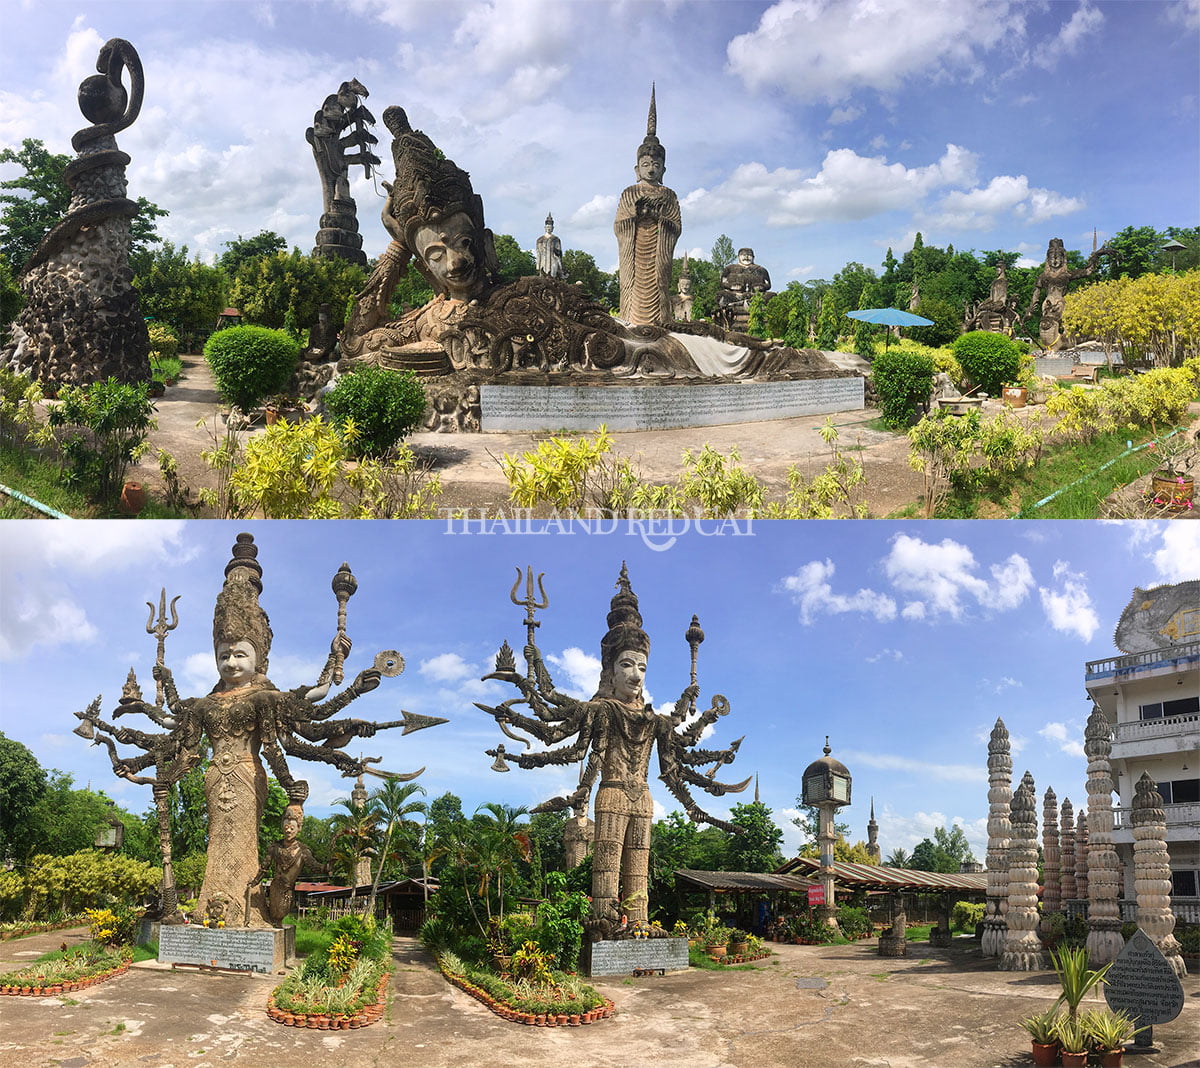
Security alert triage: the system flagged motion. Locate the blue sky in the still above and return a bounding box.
[1,1,1196,282]
[2,519,1197,861]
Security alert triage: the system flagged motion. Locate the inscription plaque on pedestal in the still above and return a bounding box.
[1104,929,1184,1043]
[481,378,864,432]
[584,937,689,977]
[158,924,295,973]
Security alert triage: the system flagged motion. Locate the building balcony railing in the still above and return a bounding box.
[1086,641,1199,680]
[1113,801,1200,831]
[1113,711,1200,744]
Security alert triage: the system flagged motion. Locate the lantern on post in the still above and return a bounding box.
[802,737,852,928]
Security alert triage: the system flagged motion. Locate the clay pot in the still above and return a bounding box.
[1060,1052,1088,1067]
[1002,386,1028,408]
[569,1014,580,1026]
[534,1014,546,1026]
[1099,1052,1124,1068]
[1031,1040,1059,1066]
[1152,472,1195,509]
[119,481,146,516]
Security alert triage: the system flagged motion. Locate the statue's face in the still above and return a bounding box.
[545,221,554,234]
[414,211,482,301]
[636,153,664,184]
[738,249,754,265]
[216,640,257,687]
[1047,243,1065,268]
[613,648,647,704]
[281,815,299,842]
[678,275,691,294]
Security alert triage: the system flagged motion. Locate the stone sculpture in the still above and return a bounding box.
[999,770,1047,970]
[3,38,150,387]
[477,565,748,933]
[337,104,842,428]
[1023,237,1111,350]
[81,534,445,928]
[670,254,694,322]
[1040,786,1060,936]
[963,261,1019,335]
[715,248,773,331]
[306,79,379,264]
[1131,772,1186,977]
[866,798,880,864]
[1084,705,1124,964]
[536,213,566,280]
[981,718,1011,958]
[614,86,680,327]
[1060,797,1077,903]
[258,804,323,926]
[1075,808,1089,902]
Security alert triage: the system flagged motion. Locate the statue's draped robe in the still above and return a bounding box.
[614,181,680,327]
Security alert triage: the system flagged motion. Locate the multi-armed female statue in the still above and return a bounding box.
[477,564,749,934]
[78,533,444,928]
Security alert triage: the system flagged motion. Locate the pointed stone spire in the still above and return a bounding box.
[982,717,1012,958]
[1132,772,1187,977]
[1000,771,1047,970]
[647,82,656,138]
[754,774,760,804]
[1084,705,1123,964]
[867,797,880,863]
[1060,797,1077,902]
[1076,809,1089,900]
[1040,787,1060,936]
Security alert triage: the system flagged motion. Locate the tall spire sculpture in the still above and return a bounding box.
[867,797,880,863]
[1131,772,1186,977]
[1084,705,1123,964]
[982,718,1012,958]
[1000,771,1047,970]
[1060,797,1077,904]
[1075,809,1089,902]
[1040,787,1061,936]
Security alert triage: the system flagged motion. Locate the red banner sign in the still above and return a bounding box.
[807,885,825,906]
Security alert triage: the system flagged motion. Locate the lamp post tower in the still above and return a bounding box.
[802,737,852,929]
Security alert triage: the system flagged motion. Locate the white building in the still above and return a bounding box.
[1085,581,1199,922]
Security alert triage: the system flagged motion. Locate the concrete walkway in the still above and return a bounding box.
[2,928,1196,1068]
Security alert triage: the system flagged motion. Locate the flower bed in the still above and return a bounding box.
[707,951,772,965]
[434,952,613,1027]
[267,970,389,1029]
[0,916,91,941]
[0,944,132,995]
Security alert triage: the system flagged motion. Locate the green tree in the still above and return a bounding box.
[683,257,720,320]
[1103,225,1163,280]
[228,250,367,334]
[170,757,209,861]
[0,254,22,330]
[329,796,379,893]
[711,234,736,269]
[790,803,853,860]
[0,732,47,860]
[724,801,784,873]
[471,802,531,920]
[527,809,568,887]
[562,249,616,307]
[909,825,976,873]
[492,233,537,284]
[24,771,117,857]
[366,779,427,909]
[885,847,910,868]
[132,241,227,343]
[217,230,288,276]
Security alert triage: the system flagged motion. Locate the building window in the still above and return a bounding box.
[1171,870,1198,897]
[1172,778,1200,804]
[1139,702,1163,720]
[1140,696,1199,720]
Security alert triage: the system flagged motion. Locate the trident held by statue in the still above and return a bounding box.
[330,562,358,684]
[145,588,180,707]
[510,566,548,680]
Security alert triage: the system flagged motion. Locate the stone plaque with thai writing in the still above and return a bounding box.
[585,937,689,977]
[1103,929,1185,1024]
[158,924,291,973]
[481,378,864,432]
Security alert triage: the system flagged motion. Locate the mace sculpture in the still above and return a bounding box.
[76,533,445,928]
[477,564,749,934]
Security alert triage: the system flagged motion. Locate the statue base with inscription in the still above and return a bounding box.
[582,936,689,978]
[158,924,296,974]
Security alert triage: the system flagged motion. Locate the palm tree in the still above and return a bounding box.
[472,802,531,922]
[885,847,911,868]
[366,779,427,914]
[329,798,379,907]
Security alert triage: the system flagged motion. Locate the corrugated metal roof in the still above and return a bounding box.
[777,857,987,892]
[674,869,817,892]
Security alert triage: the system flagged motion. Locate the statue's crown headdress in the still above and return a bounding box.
[212,532,272,673]
[600,563,650,679]
[636,84,665,163]
[382,105,497,286]
[545,212,554,229]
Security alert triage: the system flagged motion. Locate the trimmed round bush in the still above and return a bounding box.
[952,331,1022,396]
[203,325,299,412]
[324,365,427,457]
[872,347,935,427]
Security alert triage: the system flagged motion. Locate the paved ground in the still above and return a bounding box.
[2,927,1196,1068]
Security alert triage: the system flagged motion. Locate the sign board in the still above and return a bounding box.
[808,885,826,906]
[158,925,291,974]
[1103,928,1185,1025]
[585,937,689,978]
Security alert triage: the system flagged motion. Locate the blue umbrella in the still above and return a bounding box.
[845,307,933,351]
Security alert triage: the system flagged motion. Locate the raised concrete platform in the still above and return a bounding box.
[583,936,689,977]
[480,377,864,432]
[158,923,295,974]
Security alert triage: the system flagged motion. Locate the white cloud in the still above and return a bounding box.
[866,648,903,663]
[883,534,1033,620]
[828,105,863,125]
[419,652,475,683]
[779,559,897,625]
[546,647,601,699]
[1031,3,1105,70]
[876,807,987,862]
[928,173,1083,230]
[1149,524,1200,583]
[726,0,1022,102]
[840,750,983,784]
[1038,561,1099,641]
[1164,0,1200,32]
[1039,721,1086,759]
[986,676,1021,694]
[569,193,619,230]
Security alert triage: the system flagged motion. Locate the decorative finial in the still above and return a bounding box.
[823,735,831,757]
[754,774,760,804]
[647,83,657,137]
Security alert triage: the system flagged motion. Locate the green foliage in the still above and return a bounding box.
[0,732,47,861]
[47,378,157,504]
[207,415,440,518]
[837,905,872,939]
[1019,1007,1060,1043]
[172,853,206,895]
[908,826,977,873]
[952,331,1023,395]
[908,296,961,348]
[203,324,299,412]
[1051,945,1112,1018]
[711,234,736,269]
[723,802,784,873]
[1046,365,1195,443]
[217,230,287,275]
[873,347,935,427]
[0,941,131,986]
[492,233,538,283]
[387,261,435,315]
[951,900,984,931]
[146,321,179,363]
[132,242,226,344]
[227,249,366,333]
[746,291,767,338]
[6,851,160,920]
[0,138,70,272]
[0,254,22,329]
[85,904,138,947]
[1081,1008,1142,1051]
[324,366,427,456]
[852,318,877,357]
[563,249,616,307]
[534,872,589,973]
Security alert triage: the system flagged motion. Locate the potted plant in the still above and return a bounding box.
[727,929,749,957]
[1054,1014,1090,1067]
[1148,438,1196,511]
[705,925,730,959]
[1020,1008,1061,1067]
[1082,1008,1142,1067]
[1051,945,1112,1020]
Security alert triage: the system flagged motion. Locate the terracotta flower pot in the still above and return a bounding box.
[1060,1052,1088,1067]
[1099,1051,1124,1068]
[1152,471,1195,509]
[119,480,146,516]
[1031,1040,1059,1066]
[535,1014,546,1026]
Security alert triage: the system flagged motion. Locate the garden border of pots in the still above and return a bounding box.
[0,917,90,941]
[266,970,390,1030]
[435,960,615,1027]
[0,958,131,996]
[707,951,772,965]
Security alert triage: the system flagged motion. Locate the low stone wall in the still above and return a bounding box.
[480,376,864,432]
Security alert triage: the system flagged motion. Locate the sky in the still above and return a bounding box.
[1,0,1197,284]
[2,518,1198,863]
